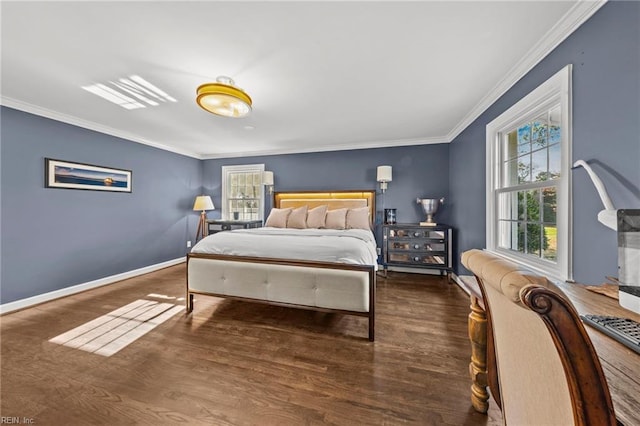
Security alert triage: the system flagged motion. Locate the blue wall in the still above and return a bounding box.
[1,1,637,306]
[449,1,640,284]
[202,144,451,242]
[0,107,202,304]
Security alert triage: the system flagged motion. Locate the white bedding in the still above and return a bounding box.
[191,227,378,266]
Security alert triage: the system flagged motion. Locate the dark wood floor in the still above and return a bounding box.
[1,265,502,425]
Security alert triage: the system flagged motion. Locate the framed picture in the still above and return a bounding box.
[45,158,132,193]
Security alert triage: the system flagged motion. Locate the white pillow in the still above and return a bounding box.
[265,208,292,228]
[346,207,370,230]
[325,208,348,230]
[306,205,328,228]
[287,206,308,229]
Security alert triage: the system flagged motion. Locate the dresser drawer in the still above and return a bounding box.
[390,241,446,252]
[389,228,446,239]
[387,253,447,266]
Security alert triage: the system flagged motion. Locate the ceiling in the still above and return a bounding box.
[1,1,603,159]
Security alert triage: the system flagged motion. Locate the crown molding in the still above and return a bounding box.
[2,95,447,160]
[447,0,607,142]
[198,135,449,159]
[0,97,203,160]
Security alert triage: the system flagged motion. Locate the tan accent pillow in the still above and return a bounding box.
[346,207,370,230]
[287,206,308,229]
[265,208,292,228]
[325,208,348,230]
[306,205,328,228]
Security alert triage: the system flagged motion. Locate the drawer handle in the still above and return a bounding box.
[414,244,420,250]
[413,256,420,262]
[413,232,421,237]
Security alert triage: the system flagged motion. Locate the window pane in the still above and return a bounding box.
[504,131,519,160]
[542,187,557,223]
[518,155,531,184]
[543,225,558,261]
[525,190,541,221]
[498,220,519,251]
[531,148,548,182]
[517,222,526,253]
[549,125,561,145]
[526,223,542,257]
[503,158,520,186]
[517,191,526,220]
[517,124,531,156]
[549,105,561,144]
[531,117,547,149]
[548,143,561,179]
[498,192,519,221]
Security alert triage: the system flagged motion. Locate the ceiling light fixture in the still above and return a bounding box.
[196,76,252,118]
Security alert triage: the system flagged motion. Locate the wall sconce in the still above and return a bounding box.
[263,170,274,194]
[377,165,392,193]
[193,195,215,241]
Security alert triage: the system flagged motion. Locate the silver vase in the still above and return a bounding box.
[416,197,444,226]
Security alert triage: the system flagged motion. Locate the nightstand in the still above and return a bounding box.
[206,219,262,235]
[382,223,453,277]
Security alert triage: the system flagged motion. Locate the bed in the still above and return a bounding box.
[186,190,378,341]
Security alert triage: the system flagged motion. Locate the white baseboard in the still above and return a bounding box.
[0,257,185,315]
[452,273,471,295]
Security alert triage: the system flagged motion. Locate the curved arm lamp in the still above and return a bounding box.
[572,160,616,230]
[193,195,215,241]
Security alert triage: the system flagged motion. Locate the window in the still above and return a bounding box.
[221,164,266,221]
[486,65,572,281]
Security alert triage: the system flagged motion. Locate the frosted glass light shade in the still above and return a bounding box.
[377,165,392,182]
[196,77,252,118]
[193,195,215,211]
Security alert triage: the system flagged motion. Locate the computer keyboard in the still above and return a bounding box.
[581,314,640,355]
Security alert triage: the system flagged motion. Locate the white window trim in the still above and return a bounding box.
[486,65,573,282]
[221,163,266,221]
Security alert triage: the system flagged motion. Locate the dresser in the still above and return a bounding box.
[382,224,453,276]
[206,219,262,235]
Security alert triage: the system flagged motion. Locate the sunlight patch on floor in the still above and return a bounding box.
[49,299,183,356]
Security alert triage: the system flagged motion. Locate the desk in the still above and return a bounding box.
[458,276,640,426]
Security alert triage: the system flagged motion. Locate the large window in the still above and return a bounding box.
[221,164,266,221]
[486,65,572,281]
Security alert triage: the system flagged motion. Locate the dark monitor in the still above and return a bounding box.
[618,209,640,314]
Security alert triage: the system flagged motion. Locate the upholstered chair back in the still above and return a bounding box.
[461,249,616,426]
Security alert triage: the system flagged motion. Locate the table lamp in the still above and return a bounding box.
[193,195,215,241]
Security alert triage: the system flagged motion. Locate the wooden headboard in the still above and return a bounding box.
[274,191,376,226]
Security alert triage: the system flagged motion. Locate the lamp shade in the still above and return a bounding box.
[377,165,392,182]
[193,195,215,211]
[263,171,274,186]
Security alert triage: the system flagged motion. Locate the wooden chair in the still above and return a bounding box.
[461,249,617,426]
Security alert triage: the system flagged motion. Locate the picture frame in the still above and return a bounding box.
[45,158,132,193]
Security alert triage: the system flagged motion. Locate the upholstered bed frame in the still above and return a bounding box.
[186,190,377,341]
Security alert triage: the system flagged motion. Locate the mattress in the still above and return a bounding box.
[191,227,378,267]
